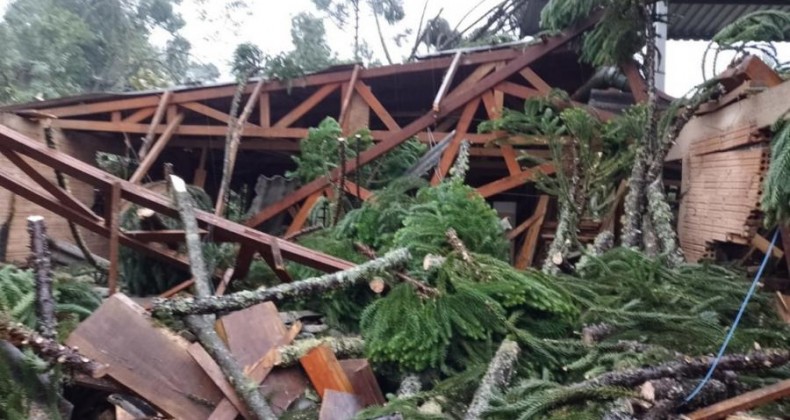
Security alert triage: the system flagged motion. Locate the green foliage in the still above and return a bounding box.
[119,185,232,296]
[540,0,647,66]
[762,119,790,227]
[290,117,426,189]
[0,0,215,104]
[0,348,61,420]
[0,264,100,339]
[714,10,790,46]
[393,179,509,264]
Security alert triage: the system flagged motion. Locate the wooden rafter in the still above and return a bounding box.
[620,60,648,103]
[431,97,481,185]
[515,194,549,269]
[476,162,555,198]
[519,67,552,94]
[0,123,353,273]
[284,191,324,237]
[274,83,340,128]
[181,102,260,129]
[125,229,208,243]
[354,83,400,131]
[129,113,184,184]
[123,108,155,123]
[339,65,362,127]
[0,145,101,222]
[244,15,600,228]
[433,51,463,113]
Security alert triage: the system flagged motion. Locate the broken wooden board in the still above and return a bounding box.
[300,344,354,399]
[188,343,251,419]
[340,359,386,407]
[685,379,790,420]
[319,390,362,420]
[66,294,223,419]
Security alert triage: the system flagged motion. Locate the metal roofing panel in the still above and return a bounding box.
[668,2,790,41]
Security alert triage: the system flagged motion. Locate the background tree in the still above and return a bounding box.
[0,0,217,104]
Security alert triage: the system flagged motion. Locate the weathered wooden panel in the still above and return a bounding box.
[678,146,768,262]
[66,294,224,419]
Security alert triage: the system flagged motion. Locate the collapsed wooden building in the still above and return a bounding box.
[0,12,790,419]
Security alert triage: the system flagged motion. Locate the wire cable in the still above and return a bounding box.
[683,228,779,403]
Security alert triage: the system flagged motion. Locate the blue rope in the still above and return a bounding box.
[683,229,779,403]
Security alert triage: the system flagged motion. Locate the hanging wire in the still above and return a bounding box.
[683,228,780,403]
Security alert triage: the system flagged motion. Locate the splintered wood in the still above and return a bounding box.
[678,143,769,262]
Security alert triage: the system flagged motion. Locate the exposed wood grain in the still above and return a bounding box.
[319,390,362,420]
[300,345,354,398]
[66,294,223,419]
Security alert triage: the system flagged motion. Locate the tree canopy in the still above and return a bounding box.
[0,0,218,104]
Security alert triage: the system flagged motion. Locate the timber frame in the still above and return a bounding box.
[0,11,650,289]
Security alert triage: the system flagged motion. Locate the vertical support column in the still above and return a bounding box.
[106,181,122,296]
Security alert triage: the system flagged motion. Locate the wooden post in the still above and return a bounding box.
[107,181,122,296]
[515,195,549,269]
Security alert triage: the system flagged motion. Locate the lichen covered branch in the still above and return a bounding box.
[464,339,520,420]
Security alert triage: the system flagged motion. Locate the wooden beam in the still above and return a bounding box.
[125,229,208,243]
[51,119,309,139]
[181,102,260,130]
[285,191,324,237]
[262,238,292,283]
[496,81,542,100]
[476,163,555,198]
[193,147,208,188]
[343,180,372,201]
[500,145,522,176]
[339,65,362,127]
[431,97,480,185]
[507,207,542,240]
[107,181,121,296]
[446,62,498,101]
[299,344,354,399]
[520,67,552,94]
[0,145,102,222]
[0,123,353,274]
[620,60,648,103]
[433,51,463,113]
[129,113,184,184]
[230,246,256,282]
[123,108,155,123]
[685,379,790,420]
[353,83,400,131]
[245,13,599,227]
[752,233,784,259]
[140,91,172,160]
[274,84,340,128]
[515,195,549,269]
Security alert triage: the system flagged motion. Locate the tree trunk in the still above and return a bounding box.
[27,216,57,341]
[152,248,411,317]
[169,175,276,420]
[464,339,520,420]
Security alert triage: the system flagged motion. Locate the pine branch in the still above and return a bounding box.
[170,175,276,420]
[27,216,56,341]
[354,242,440,298]
[464,339,520,420]
[152,248,411,317]
[0,315,106,378]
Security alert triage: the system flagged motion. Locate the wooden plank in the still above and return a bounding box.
[520,67,552,94]
[188,343,251,419]
[620,60,648,103]
[300,345,354,399]
[107,181,121,296]
[209,321,302,420]
[476,163,555,198]
[752,234,784,259]
[515,195,549,269]
[181,101,259,130]
[124,229,208,243]
[431,97,480,184]
[339,359,385,407]
[129,113,184,184]
[229,245,256,283]
[274,84,339,128]
[220,302,287,367]
[0,145,101,222]
[354,82,400,131]
[319,390,362,420]
[500,145,522,176]
[259,92,270,127]
[285,192,323,237]
[343,180,373,201]
[496,81,541,100]
[685,379,790,420]
[140,91,172,160]
[507,207,542,240]
[668,80,790,161]
[123,107,155,123]
[52,119,309,139]
[66,294,223,419]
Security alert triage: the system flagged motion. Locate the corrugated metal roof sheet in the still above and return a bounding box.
[668,2,790,41]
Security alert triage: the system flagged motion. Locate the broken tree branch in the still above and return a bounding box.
[27,216,57,341]
[464,339,520,420]
[273,336,365,367]
[152,248,411,317]
[0,315,106,378]
[169,174,276,420]
[446,228,472,263]
[354,242,440,298]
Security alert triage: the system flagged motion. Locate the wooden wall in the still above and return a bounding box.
[0,113,119,263]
